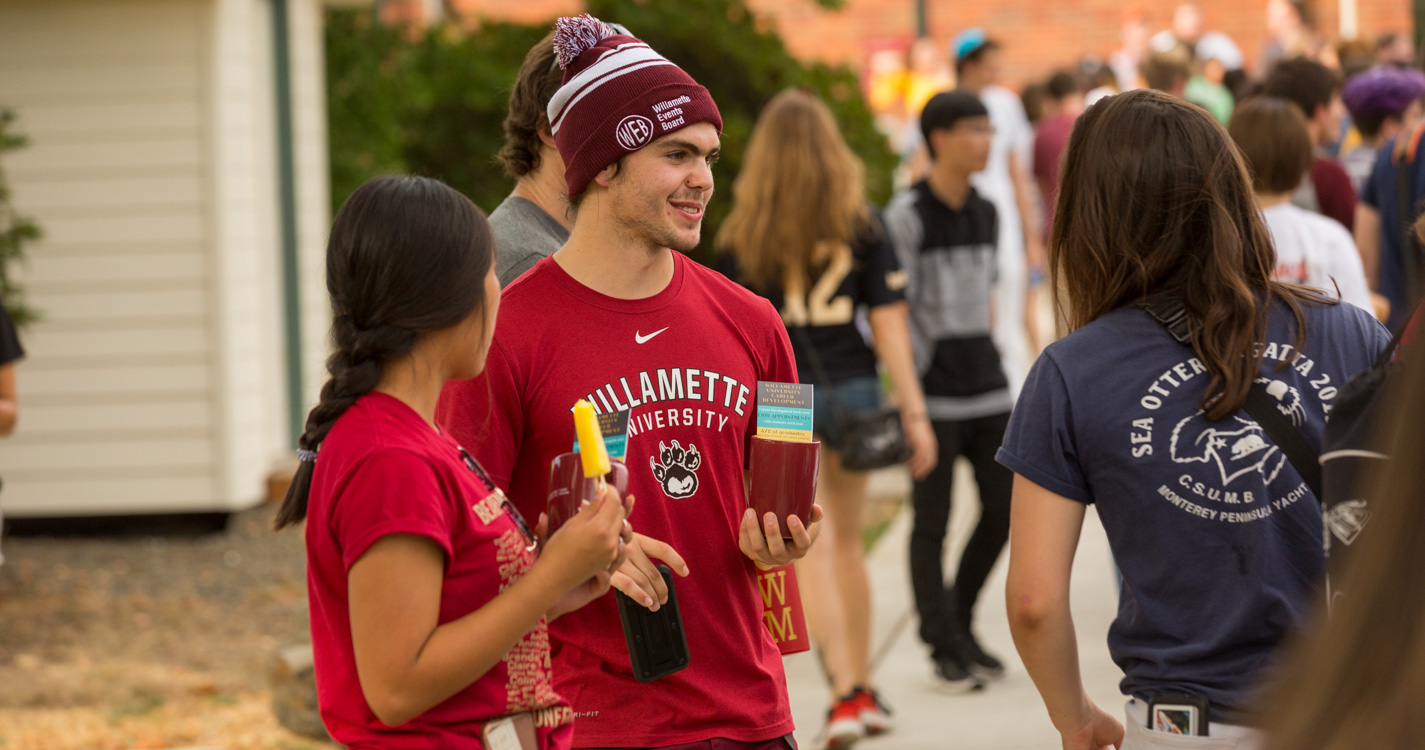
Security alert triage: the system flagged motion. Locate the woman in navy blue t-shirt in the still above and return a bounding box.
[998,89,1390,750]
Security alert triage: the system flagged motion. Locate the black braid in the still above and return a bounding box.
[273,174,493,530]
[273,322,418,529]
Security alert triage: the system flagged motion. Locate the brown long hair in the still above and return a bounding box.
[1258,336,1425,750]
[497,30,562,179]
[1050,89,1318,420]
[717,89,870,290]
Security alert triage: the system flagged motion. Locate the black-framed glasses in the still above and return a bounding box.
[459,446,537,551]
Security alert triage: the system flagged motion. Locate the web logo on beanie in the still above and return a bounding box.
[615,115,655,150]
[546,14,724,197]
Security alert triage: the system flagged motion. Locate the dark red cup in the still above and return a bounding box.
[748,436,820,539]
[546,453,629,536]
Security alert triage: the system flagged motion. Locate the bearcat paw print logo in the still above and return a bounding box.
[650,440,701,499]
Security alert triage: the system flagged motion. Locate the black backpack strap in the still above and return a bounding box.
[1138,295,1323,499]
[1241,385,1323,499]
[1139,294,1194,345]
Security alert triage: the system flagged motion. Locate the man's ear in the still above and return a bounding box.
[537,119,557,150]
[1313,104,1331,127]
[592,160,621,189]
[926,129,943,161]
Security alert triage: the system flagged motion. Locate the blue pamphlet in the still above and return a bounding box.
[756,382,814,443]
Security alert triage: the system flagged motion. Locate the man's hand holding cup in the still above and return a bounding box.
[738,504,823,567]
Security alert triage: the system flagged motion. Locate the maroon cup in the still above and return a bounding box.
[546,453,629,536]
[748,436,821,539]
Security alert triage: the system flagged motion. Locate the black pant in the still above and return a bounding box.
[909,413,1013,661]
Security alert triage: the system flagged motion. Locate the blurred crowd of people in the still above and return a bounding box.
[863,1,1425,341]
[1019,4,1425,331]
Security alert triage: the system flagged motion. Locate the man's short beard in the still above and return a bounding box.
[613,191,702,253]
[660,224,701,253]
[638,221,700,254]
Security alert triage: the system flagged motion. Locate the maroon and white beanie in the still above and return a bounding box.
[547,14,723,197]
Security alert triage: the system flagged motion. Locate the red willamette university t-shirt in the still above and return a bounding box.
[305,392,574,749]
[439,254,799,747]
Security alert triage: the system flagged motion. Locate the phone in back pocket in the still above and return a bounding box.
[615,563,690,683]
[1147,692,1210,736]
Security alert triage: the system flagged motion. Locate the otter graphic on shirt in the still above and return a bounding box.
[1129,343,1338,523]
[1258,378,1309,424]
[1170,415,1287,487]
[1168,378,1307,487]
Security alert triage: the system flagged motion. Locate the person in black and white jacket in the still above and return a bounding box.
[883,91,1013,693]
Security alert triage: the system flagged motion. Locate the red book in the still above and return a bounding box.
[758,563,810,654]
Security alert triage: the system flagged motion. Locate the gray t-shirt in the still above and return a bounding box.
[489,196,570,287]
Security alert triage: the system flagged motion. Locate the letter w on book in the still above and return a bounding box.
[757,563,809,655]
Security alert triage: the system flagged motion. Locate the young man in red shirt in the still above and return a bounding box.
[439,14,821,749]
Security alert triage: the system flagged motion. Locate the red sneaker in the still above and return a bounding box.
[822,694,864,748]
[849,687,893,735]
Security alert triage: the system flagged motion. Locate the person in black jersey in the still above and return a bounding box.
[718,89,936,749]
[883,91,1014,693]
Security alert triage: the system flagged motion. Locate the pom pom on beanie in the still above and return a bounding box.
[553,14,613,71]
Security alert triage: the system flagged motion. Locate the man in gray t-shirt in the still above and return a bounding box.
[491,195,569,286]
[490,29,572,287]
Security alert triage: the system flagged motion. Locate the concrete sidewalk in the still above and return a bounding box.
[783,464,1125,749]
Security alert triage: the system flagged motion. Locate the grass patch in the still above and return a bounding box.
[106,689,164,723]
[862,496,905,552]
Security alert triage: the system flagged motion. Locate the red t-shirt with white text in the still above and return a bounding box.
[305,392,574,749]
[438,254,799,747]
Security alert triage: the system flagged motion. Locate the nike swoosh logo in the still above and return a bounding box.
[635,327,669,344]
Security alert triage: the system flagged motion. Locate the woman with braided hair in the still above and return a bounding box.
[275,175,629,749]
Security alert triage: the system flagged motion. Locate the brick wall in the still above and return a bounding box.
[394,0,1413,88]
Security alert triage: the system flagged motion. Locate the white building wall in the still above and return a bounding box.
[207,0,286,506]
[0,0,329,516]
[289,0,333,412]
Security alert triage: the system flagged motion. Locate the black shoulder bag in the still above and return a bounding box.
[1138,296,1322,499]
[789,325,911,471]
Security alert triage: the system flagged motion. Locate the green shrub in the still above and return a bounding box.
[325,11,410,218]
[0,108,38,326]
[325,0,894,265]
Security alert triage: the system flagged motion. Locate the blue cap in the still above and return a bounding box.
[951,28,990,63]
